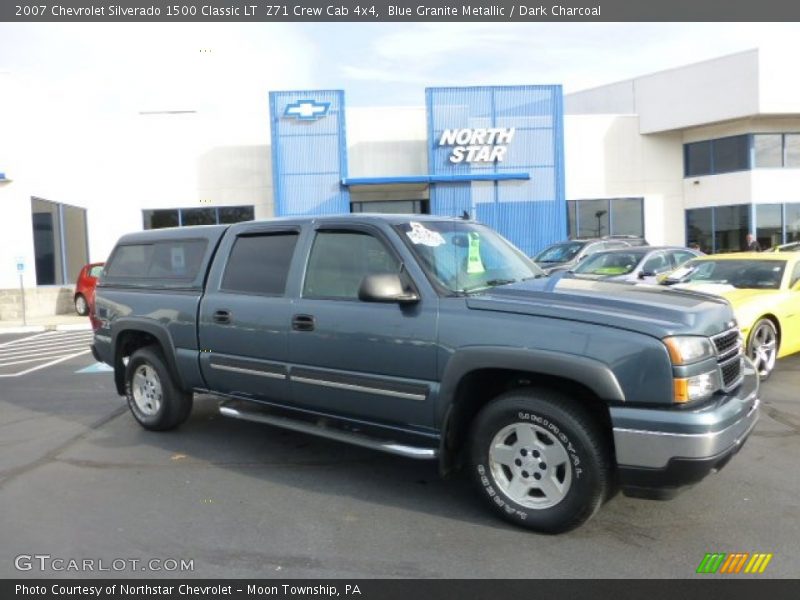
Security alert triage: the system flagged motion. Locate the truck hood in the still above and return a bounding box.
[465,276,735,338]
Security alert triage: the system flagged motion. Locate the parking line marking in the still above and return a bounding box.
[0,341,94,359]
[0,350,90,378]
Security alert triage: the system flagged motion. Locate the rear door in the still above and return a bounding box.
[198,223,303,402]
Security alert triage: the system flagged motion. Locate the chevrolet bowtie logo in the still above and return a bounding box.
[284,99,330,121]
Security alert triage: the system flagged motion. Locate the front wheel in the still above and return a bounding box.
[469,388,610,533]
[125,346,193,431]
[747,318,778,380]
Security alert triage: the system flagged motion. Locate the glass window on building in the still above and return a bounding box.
[181,208,216,226]
[785,135,800,168]
[712,135,750,174]
[577,199,609,238]
[143,206,255,229]
[685,141,712,177]
[786,203,800,243]
[753,134,783,168]
[350,200,429,214]
[143,209,179,230]
[219,206,255,224]
[714,205,750,253]
[609,198,644,236]
[567,198,644,239]
[686,208,713,254]
[756,204,783,250]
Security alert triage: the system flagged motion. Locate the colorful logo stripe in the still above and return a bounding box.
[696,552,773,574]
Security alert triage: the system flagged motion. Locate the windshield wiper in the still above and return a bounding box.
[485,278,517,287]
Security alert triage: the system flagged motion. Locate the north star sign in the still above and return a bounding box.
[438,128,515,163]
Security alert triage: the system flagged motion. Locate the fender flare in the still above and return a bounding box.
[436,346,625,468]
[110,318,185,394]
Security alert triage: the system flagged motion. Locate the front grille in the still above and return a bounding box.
[712,327,743,390]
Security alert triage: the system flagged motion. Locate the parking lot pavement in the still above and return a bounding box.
[0,329,94,377]
[0,335,798,579]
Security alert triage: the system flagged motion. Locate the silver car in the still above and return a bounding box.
[571,246,703,283]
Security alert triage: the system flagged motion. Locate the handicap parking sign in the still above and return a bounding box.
[15,256,25,273]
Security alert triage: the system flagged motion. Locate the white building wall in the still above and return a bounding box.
[564,114,684,245]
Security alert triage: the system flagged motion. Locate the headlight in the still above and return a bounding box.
[673,370,721,403]
[663,336,715,365]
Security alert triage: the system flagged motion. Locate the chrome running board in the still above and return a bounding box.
[218,401,438,460]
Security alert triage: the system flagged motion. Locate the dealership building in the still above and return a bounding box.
[2,46,800,318]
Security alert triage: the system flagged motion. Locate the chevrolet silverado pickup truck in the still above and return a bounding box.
[92,215,759,532]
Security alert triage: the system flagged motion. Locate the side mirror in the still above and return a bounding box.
[639,270,655,279]
[358,273,419,304]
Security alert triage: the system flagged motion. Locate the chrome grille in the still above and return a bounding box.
[712,328,743,390]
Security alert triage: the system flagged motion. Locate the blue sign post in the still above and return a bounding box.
[15,256,26,326]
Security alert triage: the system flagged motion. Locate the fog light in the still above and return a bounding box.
[674,370,720,403]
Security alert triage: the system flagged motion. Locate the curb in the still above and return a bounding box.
[0,325,46,334]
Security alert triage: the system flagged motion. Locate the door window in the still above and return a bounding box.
[303,231,401,300]
[221,233,298,295]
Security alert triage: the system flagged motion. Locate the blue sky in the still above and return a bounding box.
[1,22,799,114]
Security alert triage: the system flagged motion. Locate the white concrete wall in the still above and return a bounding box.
[345,107,428,178]
[564,114,685,245]
[566,50,762,135]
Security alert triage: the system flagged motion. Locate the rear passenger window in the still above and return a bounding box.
[303,231,400,299]
[221,233,298,295]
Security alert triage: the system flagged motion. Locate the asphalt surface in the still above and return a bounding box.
[0,333,798,579]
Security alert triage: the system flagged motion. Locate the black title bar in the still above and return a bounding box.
[3,0,800,22]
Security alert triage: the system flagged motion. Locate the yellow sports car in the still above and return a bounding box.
[662,252,800,379]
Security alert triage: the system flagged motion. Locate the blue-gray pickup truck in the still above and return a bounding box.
[92,215,759,532]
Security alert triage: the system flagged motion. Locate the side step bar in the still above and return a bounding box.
[218,401,438,460]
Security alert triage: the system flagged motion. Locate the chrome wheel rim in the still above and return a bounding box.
[75,296,87,314]
[132,364,163,416]
[749,322,777,377]
[488,422,573,510]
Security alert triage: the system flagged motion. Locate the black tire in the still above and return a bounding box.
[74,294,89,316]
[746,318,779,381]
[469,388,610,533]
[125,346,193,431]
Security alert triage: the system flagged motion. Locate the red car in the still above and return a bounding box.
[74,262,105,316]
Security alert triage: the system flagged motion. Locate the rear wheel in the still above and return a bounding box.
[125,346,192,431]
[469,388,610,533]
[74,294,89,316]
[747,318,778,380]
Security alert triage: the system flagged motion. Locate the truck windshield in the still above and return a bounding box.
[394,221,544,294]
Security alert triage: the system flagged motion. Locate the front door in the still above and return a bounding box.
[288,226,438,430]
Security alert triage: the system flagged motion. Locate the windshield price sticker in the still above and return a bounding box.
[407,222,446,247]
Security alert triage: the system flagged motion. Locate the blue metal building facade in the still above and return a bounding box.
[269,85,565,255]
[269,90,350,215]
[426,86,566,256]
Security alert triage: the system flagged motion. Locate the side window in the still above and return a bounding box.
[790,262,800,288]
[670,250,697,268]
[582,243,603,257]
[642,252,671,274]
[221,233,298,295]
[105,245,154,277]
[303,231,400,300]
[147,240,208,280]
[89,265,105,278]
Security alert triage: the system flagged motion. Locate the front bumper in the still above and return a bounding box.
[611,358,759,499]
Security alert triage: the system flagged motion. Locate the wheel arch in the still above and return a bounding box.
[111,320,184,396]
[437,348,622,475]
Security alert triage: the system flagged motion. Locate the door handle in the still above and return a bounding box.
[212,309,231,324]
[292,314,315,332]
